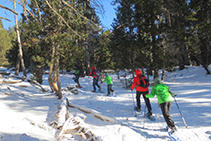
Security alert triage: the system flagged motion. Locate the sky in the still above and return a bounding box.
[0,0,116,30]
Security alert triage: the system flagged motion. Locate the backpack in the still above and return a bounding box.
[96,70,100,77]
[138,75,149,88]
[92,69,100,77]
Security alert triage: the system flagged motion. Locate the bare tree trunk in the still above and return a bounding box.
[55,44,62,99]
[85,43,90,75]
[48,43,56,92]
[154,69,159,78]
[161,69,165,80]
[184,44,192,65]
[13,1,26,77]
[55,54,62,99]
[141,67,145,75]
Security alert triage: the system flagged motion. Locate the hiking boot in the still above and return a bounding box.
[147,114,154,119]
[112,91,115,95]
[98,87,101,91]
[169,126,177,134]
[92,90,96,92]
[163,125,170,130]
[106,94,110,96]
[134,106,141,112]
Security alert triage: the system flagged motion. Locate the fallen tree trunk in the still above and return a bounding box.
[27,79,48,92]
[0,79,22,84]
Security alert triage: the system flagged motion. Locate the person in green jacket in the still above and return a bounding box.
[74,64,82,88]
[145,77,177,134]
[101,73,115,96]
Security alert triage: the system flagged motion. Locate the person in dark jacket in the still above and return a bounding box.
[146,77,177,134]
[74,64,82,88]
[89,67,101,92]
[131,69,153,119]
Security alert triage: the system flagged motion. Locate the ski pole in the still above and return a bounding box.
[131,90,137,117]
[174,97,188,128]
[143,104,147,129]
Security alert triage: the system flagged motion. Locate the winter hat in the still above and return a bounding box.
[154,77,162,84]
[91,67,95,70]
[135,69,142,76]
[105,72,108,76]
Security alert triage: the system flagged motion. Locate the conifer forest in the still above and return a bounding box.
[1,0,211,99]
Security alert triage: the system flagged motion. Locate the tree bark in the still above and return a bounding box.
[13,1,27,77]
[48,43,56,93]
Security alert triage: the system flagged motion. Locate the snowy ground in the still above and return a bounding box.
[0,66,211,141]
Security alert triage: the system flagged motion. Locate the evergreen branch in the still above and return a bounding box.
[61,0,99,27]
[45,0,82,38]
[15,0,40,24]
[34,0,42,24]
[20,0,29,22]
[0,16,12,22]
[0,4,18,15]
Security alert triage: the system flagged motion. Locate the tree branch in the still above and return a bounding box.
[0,4,18,15]
[45,0,82,38]
[15,0,40,24]
[61,0,99,27]
[0,16,12,22]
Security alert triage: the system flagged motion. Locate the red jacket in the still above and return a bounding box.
[89,67,98,79]
[131,69,149,92]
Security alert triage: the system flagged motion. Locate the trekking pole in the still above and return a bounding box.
[131,90,137,117]
[88,76,92,91]
[174,97,188,128]
[143,104,147,129]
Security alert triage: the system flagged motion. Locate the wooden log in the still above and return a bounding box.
[27,79,48,92]
[0,79,22,84]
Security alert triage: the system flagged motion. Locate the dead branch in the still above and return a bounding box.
[0,4,18,15]
[0,79,22,84]
[15,1,40,24]
[27,79,48,92]
[0,71,10,76]
[0,16,12,22]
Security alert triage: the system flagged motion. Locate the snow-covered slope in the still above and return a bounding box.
[0,66,210,141]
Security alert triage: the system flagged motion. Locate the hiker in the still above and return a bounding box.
[89,66,101,92]
[130,69,153,119]
[74,64,82,88]
[101,73,115,96]
[145,77,177,134]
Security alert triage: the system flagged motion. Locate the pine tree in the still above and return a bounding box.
[0,20,12,66]
[95,30,112,71]
[110,0,136,72]
[189,0,211,74]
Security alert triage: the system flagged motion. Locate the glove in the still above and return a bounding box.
[158,104,161,108]
[169,89,176,97]
[101,81,103,84]
[172,93,177,97]
[131,89,133,91]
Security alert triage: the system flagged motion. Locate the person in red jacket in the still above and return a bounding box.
[89,66,101,92]
[130,69,153,118]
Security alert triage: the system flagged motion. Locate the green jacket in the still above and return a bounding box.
[74,70,80,75]
[146,83,174,104]
[102,76,113,85]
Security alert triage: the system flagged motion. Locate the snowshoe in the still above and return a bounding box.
[168,127,181,141]
[146,113,155,121]
[134,106,142,112]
